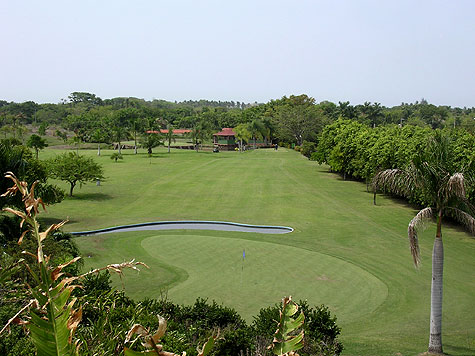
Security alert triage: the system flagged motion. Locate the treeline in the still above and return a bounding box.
[309,119,475,205]
[1,93,475,148]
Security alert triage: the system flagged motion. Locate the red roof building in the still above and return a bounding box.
[213,128,237,150]
[145,129,191,135]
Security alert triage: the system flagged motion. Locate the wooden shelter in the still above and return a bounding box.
[213,128,238,151]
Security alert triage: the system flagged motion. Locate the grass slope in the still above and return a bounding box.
[40,147,475,356]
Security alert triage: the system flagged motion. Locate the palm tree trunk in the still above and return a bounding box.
[97,143,101,156]
[134,131,137,154]
[428,211,444,354]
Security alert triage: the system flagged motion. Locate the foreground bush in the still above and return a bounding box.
[2,268,342,356]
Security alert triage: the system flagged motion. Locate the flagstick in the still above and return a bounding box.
[241,249,245,285]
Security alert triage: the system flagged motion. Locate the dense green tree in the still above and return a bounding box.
[26,134,48,159]
[38,122,48,136]
[418,104,448,129]
[55,129,68,143]
[261,117,275,144]
[34,103,67,124]
[357,102,384,127]
[372,132,475,354]
[337,101,356,120]
[273,95,322,145]
[48,152,104,196]
[247,119,265,148]
[68,92,103,106]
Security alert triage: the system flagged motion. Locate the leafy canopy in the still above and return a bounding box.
[48,152,104,196]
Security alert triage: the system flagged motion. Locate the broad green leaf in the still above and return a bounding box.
[198,335,215,356]
[273,332,304,355]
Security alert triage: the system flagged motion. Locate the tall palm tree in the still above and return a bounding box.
[190,122,208,152]
[372,132,475,354]
[165,123,177,153]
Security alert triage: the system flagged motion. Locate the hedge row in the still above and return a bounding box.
[312,119,475,204]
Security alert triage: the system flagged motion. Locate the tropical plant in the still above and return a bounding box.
[112,126,130,155]
[0,141,64,209]
[233,124,251,152]
[190,123,208,152]
[0,173,82,356]
[124,315,217,356]
[164,123,177,154]
[110,152,123,162]
[268,297,304,356]
[372,132,475,354]
[0,173,146,356]
[140,133,162,156]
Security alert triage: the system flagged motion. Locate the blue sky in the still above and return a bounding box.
[1,0,474,107]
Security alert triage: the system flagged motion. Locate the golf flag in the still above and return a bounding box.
[243,249,245,259]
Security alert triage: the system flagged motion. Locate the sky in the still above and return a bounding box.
[1,0,475,107]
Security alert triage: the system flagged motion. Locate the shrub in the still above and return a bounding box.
[300,140,317,158]
[251,300,342,356]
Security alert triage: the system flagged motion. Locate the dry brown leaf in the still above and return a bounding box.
[51,256,81,281]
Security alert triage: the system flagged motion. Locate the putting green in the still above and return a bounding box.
[85,232,387,322]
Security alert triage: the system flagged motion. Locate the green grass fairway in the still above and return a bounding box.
[40,147,475,356]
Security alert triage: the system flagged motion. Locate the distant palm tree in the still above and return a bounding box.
[234,123,251,152]
[372,132,475,354]
[190,123,208,152]
[165,123,177,153]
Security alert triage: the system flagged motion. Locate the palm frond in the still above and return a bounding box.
[445,207,475,235]
[447,173,466,199]
[408,207,433,267]
[372,169,413,197]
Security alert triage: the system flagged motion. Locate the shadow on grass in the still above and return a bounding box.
[435,343,475,356]
[39,217,77,226]
[69,192,112,201]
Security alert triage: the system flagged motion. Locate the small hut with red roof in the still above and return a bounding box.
[213,128,238,151]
